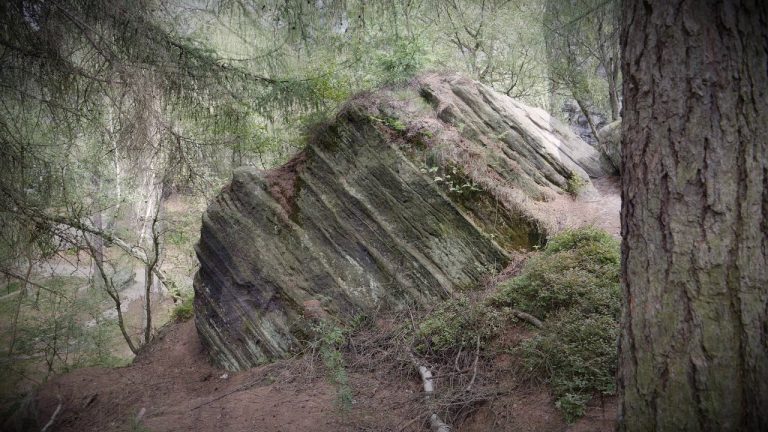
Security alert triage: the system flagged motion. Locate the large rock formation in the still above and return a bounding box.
[194,73,612,370]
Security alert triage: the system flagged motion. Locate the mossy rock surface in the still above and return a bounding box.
[194,73,610,370]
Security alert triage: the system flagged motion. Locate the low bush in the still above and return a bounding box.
[171,295,194,322]
[495,227,621,422]
[519,309,618,422]
[495,227,620,319]
[417,296,508,354]
[565,173,587,196]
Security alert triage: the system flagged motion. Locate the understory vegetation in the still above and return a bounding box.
[310,322,354,412]
[312,227,620,424]
[0,0,622,426]
[495,228,620,420]
[0,275,130,397]
[170,295,195,322]
[415,227,619,421]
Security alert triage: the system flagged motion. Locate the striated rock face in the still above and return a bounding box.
[194,73,611,370]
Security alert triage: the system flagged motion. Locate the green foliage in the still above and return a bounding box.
[565,174,588,196]
[495,227,620,422]
[311,322,353,412]
[417,296,507,354]
[0,275,131,393]
[370,115,407,133]
[554,392,591,422]
[385,117,407,133]
[171,295,195,322]
[544,226,619,257]
[376,37,428,84]
[520,309,618,422]
[496,227,620,320]
[419,163,482,197]
[544,0,621,119]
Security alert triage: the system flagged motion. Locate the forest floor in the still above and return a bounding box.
[535,176,622,238]
[20,177,621,432]
[32,318,616,432]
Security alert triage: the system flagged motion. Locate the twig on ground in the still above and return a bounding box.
[189,376,267,411]
[408,352,452,431]
[41,394,63,432]
[454,346,463,372]
[465,335,481,391]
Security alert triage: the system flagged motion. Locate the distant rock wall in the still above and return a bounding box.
[194,74,611,370]
[561,99,608,146]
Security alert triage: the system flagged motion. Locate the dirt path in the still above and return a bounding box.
[534,176,622,237]
[32,320,397,432]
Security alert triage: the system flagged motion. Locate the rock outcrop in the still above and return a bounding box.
[561,99,608,146]
[194,73,612,370]
[597,120,622,173]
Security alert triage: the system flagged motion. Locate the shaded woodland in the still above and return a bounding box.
[0,1,765,431]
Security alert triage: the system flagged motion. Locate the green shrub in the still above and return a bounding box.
[376,37,427,84]
[519,309,618,422]
[544,226,620,258]
[496,227,620,319]
[417,296,507,354]
[171,295,194,321]
[494,227,620,422]
[384,116,407,132]
[554,393,591,423]
[565,173,587,195]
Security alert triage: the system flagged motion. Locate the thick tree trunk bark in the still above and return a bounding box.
[619,1,768,431]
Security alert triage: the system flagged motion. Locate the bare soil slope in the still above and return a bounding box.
[34,320,350,432]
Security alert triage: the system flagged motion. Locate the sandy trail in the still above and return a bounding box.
[534,176,622,237]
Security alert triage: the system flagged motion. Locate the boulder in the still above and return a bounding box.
[194,73,612,370]
[561,99,608,146]
[597,120,622,173]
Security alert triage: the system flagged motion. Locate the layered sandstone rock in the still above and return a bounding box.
[194,73,611,370]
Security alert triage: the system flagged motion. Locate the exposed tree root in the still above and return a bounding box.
[512,309,544,329]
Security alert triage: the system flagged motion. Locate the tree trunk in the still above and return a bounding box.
[619,1,768,431]
[144,265,153,344]
[607,59,620,121]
